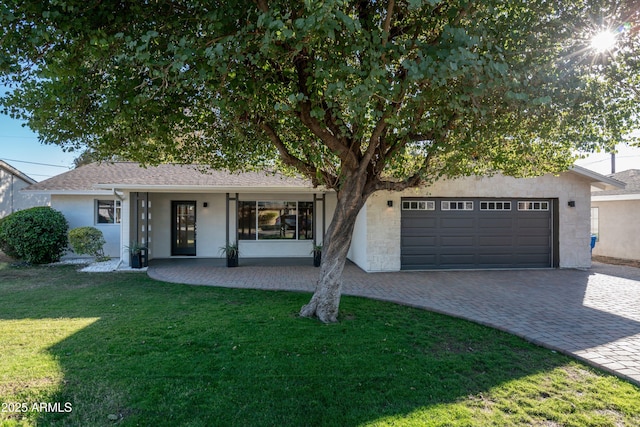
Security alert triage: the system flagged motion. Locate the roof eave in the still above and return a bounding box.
[92,184,330,193]
[592,194,640,202]
[568,165,626,190]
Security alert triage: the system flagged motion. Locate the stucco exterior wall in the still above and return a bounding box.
[348,172,593,272]
[0,170,49,218]
[592,199,640,261]
[147,193,227,259]
[51,194,121,258]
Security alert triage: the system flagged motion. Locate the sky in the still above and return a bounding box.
[1,105,639,182]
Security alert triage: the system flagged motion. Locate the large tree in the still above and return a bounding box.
[1,1,639,322]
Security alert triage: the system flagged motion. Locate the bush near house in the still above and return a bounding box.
[0,206,68,264]
[68,226,107,260]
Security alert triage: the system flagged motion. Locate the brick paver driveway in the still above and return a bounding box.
[148,260,640,386]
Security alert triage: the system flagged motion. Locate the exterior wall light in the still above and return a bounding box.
[568,201,575,207]
[387,200,393,208]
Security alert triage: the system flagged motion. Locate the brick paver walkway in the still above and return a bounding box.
[148,260,640,386]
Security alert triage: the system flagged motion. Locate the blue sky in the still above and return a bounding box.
[1,98,638,182]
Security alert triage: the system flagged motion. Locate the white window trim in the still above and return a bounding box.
[401,200,435,210]
[480,201,512,211]
[441,201,474,211]
[95,199,121,225]
[517,201,549,211]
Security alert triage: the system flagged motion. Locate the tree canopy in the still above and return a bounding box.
[1,0,638,321]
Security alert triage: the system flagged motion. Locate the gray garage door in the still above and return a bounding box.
[401,198,556,270]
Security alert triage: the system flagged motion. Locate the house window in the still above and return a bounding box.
[441,201,473,211]
[96,199,121,224]
[591,207,599,241]
[517,201,549,211]
[401,200,435,210]
[238,201,313,240]
[480,201,512,211]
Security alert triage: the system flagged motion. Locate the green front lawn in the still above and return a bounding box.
[1,263,639,426]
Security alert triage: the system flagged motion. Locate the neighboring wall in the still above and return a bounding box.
[349,172,593,272]
[591,199,640,262]
[0,168,49,218]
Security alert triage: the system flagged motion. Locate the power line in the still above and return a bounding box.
[0,157,71,168]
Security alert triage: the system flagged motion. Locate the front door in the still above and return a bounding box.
[172,201,196,256]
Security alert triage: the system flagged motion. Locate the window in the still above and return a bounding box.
[517,201,549,211]
[480,201,512,211]
[441,201,473,211]
[238,201,313,240]
[402,200,435,210]
[591,207,599,241]
[96,199,121,224]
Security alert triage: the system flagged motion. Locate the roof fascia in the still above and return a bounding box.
[568,165,625,190]
[92,184,330,193]
[592,194,640,202]
[0,160,38,185]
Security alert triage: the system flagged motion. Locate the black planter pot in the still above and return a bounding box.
[131,253,143,269]
[313,251,321,267]
[130,249,148,269]
[227,254,238,268]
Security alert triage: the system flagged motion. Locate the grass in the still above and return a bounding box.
[1,262,639,426]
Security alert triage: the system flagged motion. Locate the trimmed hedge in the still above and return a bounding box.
[0,206,69,264]
[68,226,106,259]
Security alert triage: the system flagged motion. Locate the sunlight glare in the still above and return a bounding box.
[591,31,616,53]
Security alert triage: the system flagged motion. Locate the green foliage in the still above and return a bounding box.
[1,1,638,189]
[0,207,68,264]
[68,226,106,259]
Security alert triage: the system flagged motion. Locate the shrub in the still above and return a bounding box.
[0,206,69,264]
[68,226,107,259]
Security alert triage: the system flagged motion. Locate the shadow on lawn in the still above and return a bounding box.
[0,264,636,426]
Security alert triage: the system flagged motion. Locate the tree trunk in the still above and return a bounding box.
[299,174,368,323]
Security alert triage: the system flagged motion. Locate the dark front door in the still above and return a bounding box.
[172,201,196,256]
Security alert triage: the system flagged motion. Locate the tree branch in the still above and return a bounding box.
[254,0,269,13]
[258,121,321,185]
[293,53,359,169]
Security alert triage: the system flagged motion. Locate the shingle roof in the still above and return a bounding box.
[25,162,314,192]
[592,169,640,196]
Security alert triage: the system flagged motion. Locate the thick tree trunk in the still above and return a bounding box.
[299,174,368,323]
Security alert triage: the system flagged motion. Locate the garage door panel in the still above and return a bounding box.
[440,218,474,228]
[440,236,475,246]
[479,217,513,228]
[478,236,513,246]
[402,236,437,247]
[402,254,438,267]
[401,197,552,270]
[517,235,550,246]
[403,217,437,229]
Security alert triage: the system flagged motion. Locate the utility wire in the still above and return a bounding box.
[0,157,71,168]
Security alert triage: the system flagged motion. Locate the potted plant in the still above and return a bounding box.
[219,242,239,267]
[311,244,322,267]
[126,241,147,269]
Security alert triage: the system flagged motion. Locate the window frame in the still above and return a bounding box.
[401,200,435,211]
[517,201,549,211]
[95,199,121,225]
[238,200,313,241]
[480,201,512,211]
[441,200,474,211]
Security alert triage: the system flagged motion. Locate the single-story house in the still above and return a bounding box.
[23,162,621,271]
[0,160,50,218]
[591,169,640,263]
